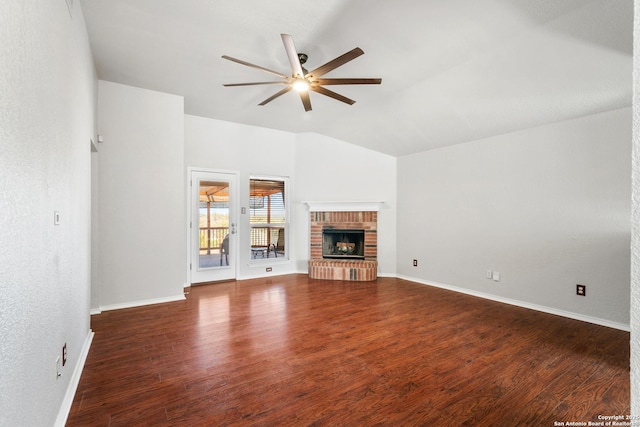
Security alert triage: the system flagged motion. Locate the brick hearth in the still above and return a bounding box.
[308,259,377,281]
[308,211,378,281]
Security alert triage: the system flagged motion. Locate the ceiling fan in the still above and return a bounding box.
[222,34,381,112]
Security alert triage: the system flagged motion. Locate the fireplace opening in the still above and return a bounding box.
[322,229,365,259]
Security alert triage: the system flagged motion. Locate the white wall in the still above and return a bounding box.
[293,132,398,275]
[184,117,397,279]
[96,81,185,309]
[91,146,100,311]
[184,115,298,279]
[0,1,96,426]
[397,108,631,329]
[630,0,639,415]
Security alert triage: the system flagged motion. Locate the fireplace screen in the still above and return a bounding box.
[322,229,365,259]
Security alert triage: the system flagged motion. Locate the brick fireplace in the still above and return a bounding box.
[306,203,380,281]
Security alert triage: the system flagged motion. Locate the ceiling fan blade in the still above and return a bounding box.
[299,90,312,112]
[310,86,355,105]
[281,34,305,78]
[222,55,289,79]
[306,47,364,78]
[258,86,293,106]
[315,78,382,85]
[223,81,288,87]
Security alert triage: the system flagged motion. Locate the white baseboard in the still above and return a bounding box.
[54,329,94,427]
[376,272,396,278]
[99,293,185,312]
[397,274,630,332]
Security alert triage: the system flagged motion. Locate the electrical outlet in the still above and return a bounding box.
[486,270,493,279]
[266,267,272,272]
[62,343,67,366]
[576,284,586,296]
[413,259,418,267]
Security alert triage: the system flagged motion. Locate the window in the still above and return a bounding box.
[249,177,288,260]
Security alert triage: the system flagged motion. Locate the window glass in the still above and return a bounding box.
[249,178,287,260]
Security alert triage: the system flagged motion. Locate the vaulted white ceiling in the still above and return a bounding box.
[79,0,633,156]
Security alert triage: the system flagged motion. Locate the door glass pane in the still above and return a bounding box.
[198,180,230,269]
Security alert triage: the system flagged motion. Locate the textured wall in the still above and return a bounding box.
[0,1,96,426]
[97,81,185,308]
[397,108,631,328]
[631,0,639,415]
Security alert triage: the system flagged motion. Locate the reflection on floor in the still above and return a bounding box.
[67,274,630,426]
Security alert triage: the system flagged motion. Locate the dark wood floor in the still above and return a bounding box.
[66,274,630,426]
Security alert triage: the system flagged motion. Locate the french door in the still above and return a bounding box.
[189,170,238,284]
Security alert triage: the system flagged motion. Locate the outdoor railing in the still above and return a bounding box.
[200,226,285,253]
[199,227,227,254]
[250,226,284,248]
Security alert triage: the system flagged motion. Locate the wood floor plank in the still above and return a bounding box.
[66,274,630,426]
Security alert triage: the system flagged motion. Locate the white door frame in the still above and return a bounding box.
[187,167,239,284]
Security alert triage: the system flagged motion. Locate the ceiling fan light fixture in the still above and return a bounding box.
[222,34,381,111]
[293,79,309,92]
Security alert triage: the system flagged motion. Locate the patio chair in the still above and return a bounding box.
[273,229,285,257]
[220,234,229,266]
